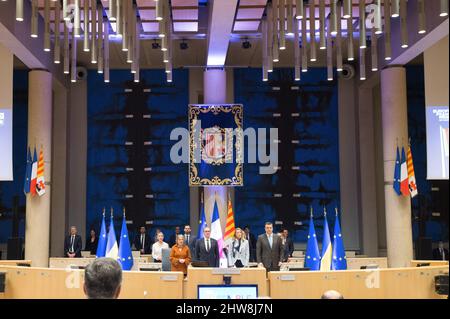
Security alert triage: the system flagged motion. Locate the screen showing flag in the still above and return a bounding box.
[426,106,449,180]
[0,109,13,181]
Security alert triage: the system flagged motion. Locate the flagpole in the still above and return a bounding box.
[102,207,105,217]
[310,206,313,218]
[335,207,338,217]
[110,207,113,218]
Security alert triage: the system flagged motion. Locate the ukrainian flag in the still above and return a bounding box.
[320,208,332,271]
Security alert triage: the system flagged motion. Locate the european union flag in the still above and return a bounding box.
[197,198,207,239]
[393,146,401,195]
[304,208,321,271]
[331,209,347,270]
[96,212,107,258]
[118,214,134,271]
[23,147,32,195]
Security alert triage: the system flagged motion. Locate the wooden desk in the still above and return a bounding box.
[0,260,32,267]
[0,265,184,299]
[49,257,147,271]
[410,260,449,267]
[286,257,388,269]
[184,266,268,299]
[269,266,448,299]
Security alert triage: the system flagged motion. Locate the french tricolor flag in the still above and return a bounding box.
[400,147,409,196]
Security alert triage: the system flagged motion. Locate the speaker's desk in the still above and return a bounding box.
[184,266,268,299]
[269,265,449,299]
[0,265,184,299]
[286,257,388,269]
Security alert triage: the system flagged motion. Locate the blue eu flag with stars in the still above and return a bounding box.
[96,212,107,258]
[118,214,134,270]
[304,208,321,271]
[331,208,347,270]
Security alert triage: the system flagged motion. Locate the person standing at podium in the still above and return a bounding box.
[225,228,249,268]
[134,226,151,255]
[170,235,191,275]
[195,227,219,267]
[183,225,197,253]
[64,226,82,258]
[84,229,98,255]
[433,241,449,261]
[256,222,284,271]
[152,232,169,262]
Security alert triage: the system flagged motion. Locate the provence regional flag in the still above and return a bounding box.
[36,147,46,196]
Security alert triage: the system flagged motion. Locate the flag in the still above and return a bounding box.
[197,196,207,239]
[320,208,332,271]
[36,147,46,196]
[223,197,236,246]
[400,147,409,196]
[331,209,347,270]
[118,212,134,270]
[304,208,321,271]
[105,213,119,260]
[96,211,107,258]
[407,145,418,198]
[393,146,401,195]
[210,198,225,267]
[23,147,32,195]
[30,147,38,196]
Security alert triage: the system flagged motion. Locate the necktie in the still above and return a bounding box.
[186,235,189,244]
[441,248,445,261]
[70,236,74,252]
[141,235,144,247]
[206,239,210,252]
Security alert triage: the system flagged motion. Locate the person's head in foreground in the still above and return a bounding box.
[321,290,344,299]
[84,258,123,299]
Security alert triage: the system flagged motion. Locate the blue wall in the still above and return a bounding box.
[86,69,190,242]
[233,68,340,242]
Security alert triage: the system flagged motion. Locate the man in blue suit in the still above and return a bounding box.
[194,227,219,267]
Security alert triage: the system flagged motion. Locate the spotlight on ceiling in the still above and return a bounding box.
[242,39,252,49]
[180,41,189,50]
[152,41,161,50]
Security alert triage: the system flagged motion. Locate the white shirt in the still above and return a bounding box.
[204,238,211,251]
[152,241,169,261]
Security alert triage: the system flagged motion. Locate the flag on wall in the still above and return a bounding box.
[320,208,332,271]
[23,147,32,195]
[400,147,409,196]
[198,195,207,239]
[393,146,401,195]
[304,207,321,271]
[30,147,38,196]
[118,211,134,271]
[223,197,236,246]
[331,208,347,270]
[407,145,418,198]
[210,198,225,266]
[96,210,107,258]
[105,213,119,260]
[36,147,46,196]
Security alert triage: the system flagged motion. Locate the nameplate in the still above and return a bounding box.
[212,268,241,275]
[279,275,296,281]
[161,275,178,281]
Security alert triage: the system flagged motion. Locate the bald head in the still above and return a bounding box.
[321,290,344,299]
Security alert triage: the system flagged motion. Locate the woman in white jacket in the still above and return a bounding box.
[225,228,250,268]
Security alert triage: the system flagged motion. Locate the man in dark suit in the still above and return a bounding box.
[194,227,219,267]
[281,229,294,262]
[183,225,197,253]
[244,226,257,262]
[256,222,284,271]
[169,226,181,247]
[134,226,151,254]
[64,226,83,258]
[432,241,449,261]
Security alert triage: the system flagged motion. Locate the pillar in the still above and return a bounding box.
[0,44,13,182]
[25,70,53,267]
[381,66,413,267]
[202,68,229,232]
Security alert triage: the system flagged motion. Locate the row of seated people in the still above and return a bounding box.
[63,223,297,272]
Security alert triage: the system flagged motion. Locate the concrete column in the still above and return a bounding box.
[67,81,87,242]
[381,66,413,267]
[203,68,229,233]
[25,70,53,267]
[50,81,69,257]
